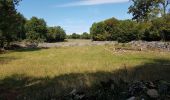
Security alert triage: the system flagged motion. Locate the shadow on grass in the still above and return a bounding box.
[0,56,18,64]
[0,58,170,100]
[0,48,48,64]
[13,47,49,52]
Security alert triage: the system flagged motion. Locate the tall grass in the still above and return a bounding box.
[0,45,170,99]
[0,45,170,79]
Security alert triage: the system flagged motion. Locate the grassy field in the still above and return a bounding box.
[0,44,170,99]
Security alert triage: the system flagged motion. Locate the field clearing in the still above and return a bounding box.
[1,45,170,78]
[0,44,170,99]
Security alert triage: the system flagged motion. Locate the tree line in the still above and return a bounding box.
[1,0,170,49]
[67,32,91,39]
[0,0,66,48]
[90,0,170,42]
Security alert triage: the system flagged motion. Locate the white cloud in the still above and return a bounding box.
[56,0,129,7]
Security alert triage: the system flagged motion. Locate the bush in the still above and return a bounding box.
[90,15,170,42]
[90,22,107,41]
[69,33,81,39]
[81,32,91,39]
[47,26,66,42]
[25,17,47,43]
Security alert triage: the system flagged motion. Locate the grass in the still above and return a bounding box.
[1,45,169,78]
[0,44,170,99]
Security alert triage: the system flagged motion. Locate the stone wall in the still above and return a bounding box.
[128,41,170,51]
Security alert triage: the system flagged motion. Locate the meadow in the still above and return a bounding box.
[0,42,170,99]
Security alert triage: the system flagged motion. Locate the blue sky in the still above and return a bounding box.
[16,0,132,34]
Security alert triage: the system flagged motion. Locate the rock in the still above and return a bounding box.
[128,81,146,96]
[145,81,156,89]
[75,94,85,100]
[147,89,159,98]
[127,96,136,100]
[111,84,115,90]
[70,89,77,95]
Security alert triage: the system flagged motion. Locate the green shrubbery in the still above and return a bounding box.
[0,0,66,48]
[47,26,66,42]
[90,0,170,43]
[25,17,67,43]
[90,15,170,42]
[25,17,47,43]
[67,32,91,39]
[1,0,170,48]
[0,0,26,48]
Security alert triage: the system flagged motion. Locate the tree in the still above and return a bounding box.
[81,32,91,39]
[104,17,119,40]
[117,20,138,43]
[159,0,170,16]
[15,13,26,41]
[90,22,107,41]
[128,0,160,22]
[0,0,22,48]
[47,26,66,42]
[162,14,170,41]
[25,17,47,43]
[70,33,81,39]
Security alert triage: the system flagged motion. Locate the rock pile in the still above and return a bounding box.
[63,80,170,100]
[129,41,170,51]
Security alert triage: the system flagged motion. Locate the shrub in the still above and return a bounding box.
[47,26,66,42]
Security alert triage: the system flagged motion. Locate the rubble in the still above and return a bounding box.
[63,80,170,100]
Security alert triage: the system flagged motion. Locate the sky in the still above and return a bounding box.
[16,0,132,34]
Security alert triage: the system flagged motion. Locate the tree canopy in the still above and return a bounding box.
[25,17,47,43]
[0,0,24,48]
[47,26,66,42]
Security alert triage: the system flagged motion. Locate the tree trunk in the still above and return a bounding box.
[0,41,4,49]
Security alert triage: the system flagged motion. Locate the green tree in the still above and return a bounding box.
[104,17,119,40]
[47,26,66,42]
[90,22,107,41]
[117,20,138,43]
[81,32,91,39]
[15,13,26,40]
[70,33,81,39]
[162,14,170,41]
[159,0,170,16]
[25,17,47,43]
[0,0,22,48]
[128,0,160,22]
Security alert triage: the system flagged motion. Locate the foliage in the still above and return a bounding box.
[68,32,91,39]
[90,18,139,42]
[117,20,138,43]
[25,17,47,43]
[90,14,170,42]
[128,0,160,22]
[81,32,91,39]
[0,0,24,48]
[47,26,66,42]
[104,18,120,40]
[90,22,107,41]
[68,33,81,39]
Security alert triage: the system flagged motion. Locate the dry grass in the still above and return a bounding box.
[0,45,170,79]
[0,44,170,99]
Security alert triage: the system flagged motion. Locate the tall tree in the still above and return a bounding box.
[159,0,170,16]
[128,0,160,22]
[25,17,47,43]
[81,32,91,39]
[0,0,22,48]
[47,26,66,42]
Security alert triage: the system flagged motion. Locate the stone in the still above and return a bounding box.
[127,96,136,100]
[70,89,77,95]
[147,89,159,98]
